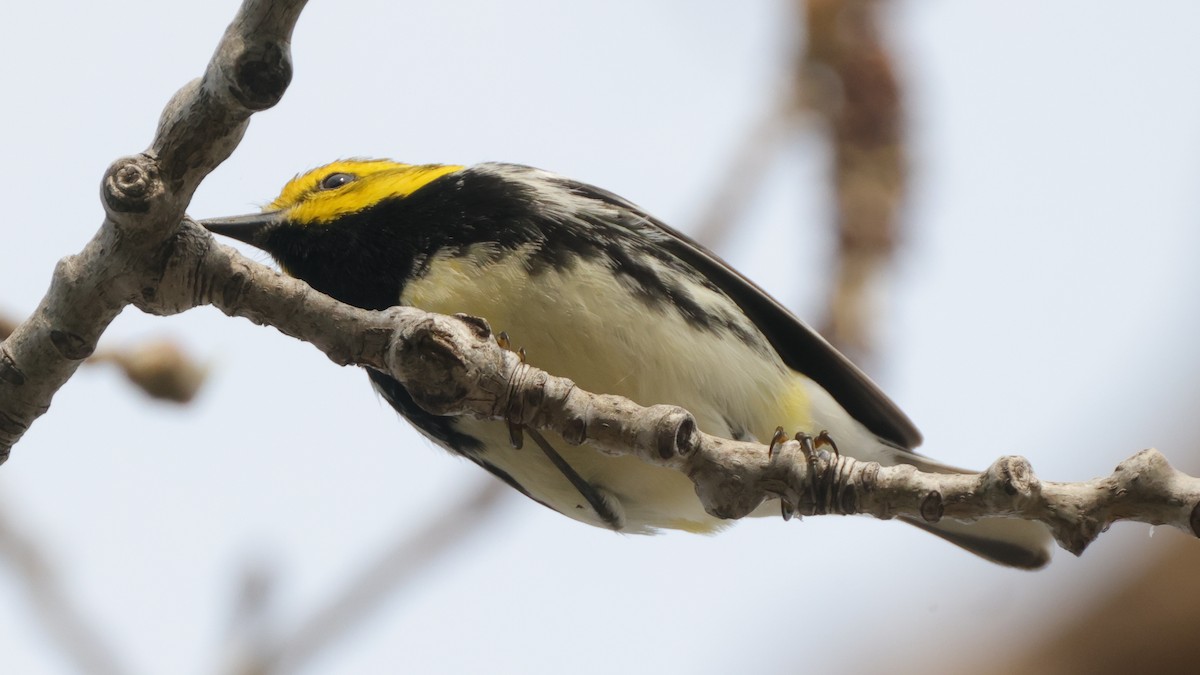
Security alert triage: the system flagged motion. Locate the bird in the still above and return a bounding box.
[201,159,1051,568]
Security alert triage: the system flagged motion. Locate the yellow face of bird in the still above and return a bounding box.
[269,159,464,225]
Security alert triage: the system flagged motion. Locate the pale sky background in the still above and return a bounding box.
[3,1,1200,674]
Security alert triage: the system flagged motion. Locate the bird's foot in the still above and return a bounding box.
[777,429,841,518]
[767,426,787,459]
[496,331,528,448]
[814,430,839,460]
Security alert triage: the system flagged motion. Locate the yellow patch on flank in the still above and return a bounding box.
[762,378,812,442]
[269,159,464,225]
[662,518,722,534]
[401,248,820,531]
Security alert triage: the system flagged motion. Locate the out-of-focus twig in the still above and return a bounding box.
[90,340,209,404]
[798,0,906,362]
[3,310,207,404]
[691,103,797,248]
[983,535,1200,675]
[217,560,277,675]
[229,479,510,675]
[0,505,130,675]
[692,0,906,363]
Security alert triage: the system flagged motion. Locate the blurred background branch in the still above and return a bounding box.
[985,535,1200,675]
[2,307,511,674]
[227,480,508,675]
[0,311,207,405]
[694,0,905,363]
[797,0,905,362]
[0,505,129,675]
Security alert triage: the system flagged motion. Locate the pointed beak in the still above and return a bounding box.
[199,211,285,248]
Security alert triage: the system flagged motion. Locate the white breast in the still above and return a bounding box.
[400,245,820,532]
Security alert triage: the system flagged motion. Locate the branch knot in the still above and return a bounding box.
[389,317,471,416]
[225,42,293,111]
[102,155,163,217]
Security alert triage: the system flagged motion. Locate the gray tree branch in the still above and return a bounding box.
[0,505,129,675]
[149,223,1200,556]
[0,0,308,459]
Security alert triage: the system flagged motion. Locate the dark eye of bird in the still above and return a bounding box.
[319,172,356,190]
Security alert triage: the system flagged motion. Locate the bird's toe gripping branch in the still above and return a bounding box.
[494,330,529,449]
[766,428,845,521]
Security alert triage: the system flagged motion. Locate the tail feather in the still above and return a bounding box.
[902,516,1052,569]
[885,446,1054,569]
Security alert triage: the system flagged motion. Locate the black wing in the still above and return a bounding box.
[561,178,923,450]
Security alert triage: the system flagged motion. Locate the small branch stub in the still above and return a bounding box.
[388,316,476,416]
[48,330,93,361]
[102,155,162,217]
[225,42,293,111]
[0,0,311,458]
[651,408,698,460]
[920,491,944,523]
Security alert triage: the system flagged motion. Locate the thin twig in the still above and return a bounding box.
[3,312,208,403]
[0,505,130,675]
[798,0,907,360]
[691,102,796,249]
[235,480,509,675]
[0,0,309,459]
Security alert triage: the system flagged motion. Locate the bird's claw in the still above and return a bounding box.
[814,430,839,459]
[507,419,525,449]
[780,499,795,522]
[496,331,527,363]
[767,426,787,459]
[794,431,822,503]
[770,429,841,519]
[794,431,817,461]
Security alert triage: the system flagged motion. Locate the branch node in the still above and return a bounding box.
[637,406,698,459]
[101,154,163,217]
[49,330,93,361]
[989,455,1040,498]
[390,318,471,415]
[557,417,583,448]
[920,490,944,523]
[225,42,293,111]
[0,347,27,385]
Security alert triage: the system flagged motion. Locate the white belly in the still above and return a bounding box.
[401,245,813,532]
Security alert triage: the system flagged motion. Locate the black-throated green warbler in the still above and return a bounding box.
[202,159,1051,568]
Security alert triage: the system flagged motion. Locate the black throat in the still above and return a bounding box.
[259,170,551,311]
